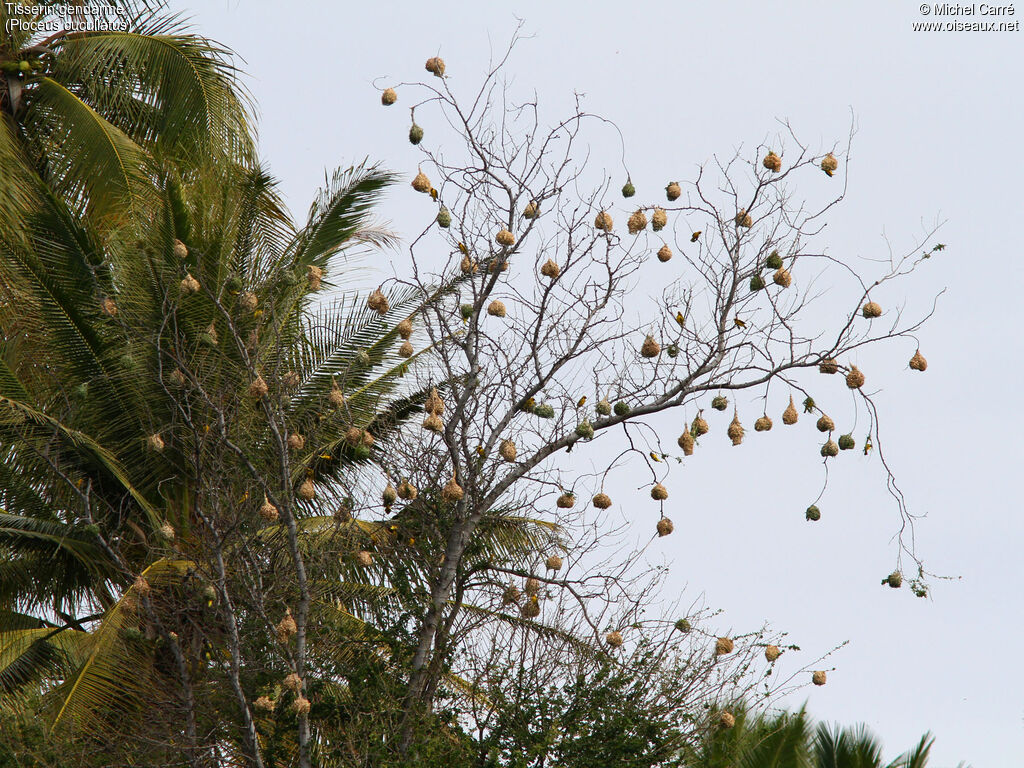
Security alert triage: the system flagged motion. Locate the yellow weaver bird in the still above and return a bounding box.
[650,451,662,462]
[458,242,469,255]
[430,187,439,201]
[733,317,747,329]
[576,396,587,408]
[521,397,536,412]
[475,446,486,457]
[673,311,685,327]
[863,436,873,456]
[690,231,701,242]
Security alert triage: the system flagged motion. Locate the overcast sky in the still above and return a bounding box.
[169,1,1022,764]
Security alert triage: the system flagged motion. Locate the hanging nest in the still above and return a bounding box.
[496,228,515,247]
[436,207,451,228]
[287,433,305,451]
[727,414,745,445]
[765,251,784,270]
[345,427,373,447]
[838,433,856,451]
[524,577,541,597]
[640,335,661,358]
[397,480,418,501]
[805,505,821,521]
[909,350,928,371]
[675,618,692,632]
[750,274,765,291]
[812,670,827,686]
[621,179,636,198]
[425,388,445,415]
[754,416,773,432]
[715,637,735,655]
[605,630,624,648]
[820,153,839,175]
[297,478,316,501]
[540,259,561,279]
[425,56,446,77]
[820,439,839,457]
[735,209,753,228]
[575,420,595,439]
[133,575,151,597]
[499,439,517,462]
[678,430,695,455]
[283,673,302,692]
[293,697,311,715]
[596,399,612,416]
[534,403,555,418]
[382,484,398,508]
[545,555,563,571]
[307,265,324,290]
[423,414,444,433]
[397,318,414,339]
[711,395,728,411]
[656,517,674,537]
[523,201,540,219]
[399,340,414,358]
[329,382,345,407]
[441,476,464,502]
[763,151,782,172]
[719,711,736,729]
[627,209,648,235]
[614,401,631,416]
[521,596,541,618]
[147,433,165,453]
[592,492,612,509]
[651,208,668,231]
[489,257,508,273]
[845,366,865,389]
[665,181,681,201]
[381,87,397,106]
[816,414,835,433]
[764,645,780,662]
[276,610,297,643]
[355,550,373,567]
[172,239,188,260]
[411,169,431,193]
[862,301,882,319]
[159,523,175,541]
[260,497,279,522]
[502,585,521,605]
[594,210,614,232]
[819,358,839,374]
[282,371,301,389]
[692,414,709,436]
[886,571,903,588]
[180,274,201,295]
[772,268,792,288]
[657,244,673,262]
[169,368,186,387]
[367,288,390,315]
[408,123,425,145]
[239,292,258,312]
[650,483,668,501]
[487,300,507,317]
[556,491,576,509]
[249,376,269,399]
[254,696,275,713]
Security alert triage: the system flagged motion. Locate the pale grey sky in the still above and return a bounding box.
[171,1,1022,764]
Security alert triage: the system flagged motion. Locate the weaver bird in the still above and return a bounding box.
[458,242,469,254]
[823,168,834,178]
[475,446,486,457]
[521,397,536,412]
[690,231,701,242]
[673,311,685,327]
[863,436,873,456]
[650,451,662,462]
[430,187,439,201]
[576,396,587,408]
[733,317,747,329]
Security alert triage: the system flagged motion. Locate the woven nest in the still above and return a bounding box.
[287,433,305,451]
[540,259,561,278]
[496,228,515,247]
[381,87,397,105]
[502,585,521,605]
[425,388,445,415]
[819,358,839,374]
[283,673,302,692]
[727,414,745,445]
[735,209,753,228]
[821,153,839,173]
[692,414,709,436]
[665,181,682,201]
[754,415,773,432]
[524,577,541,597]
[783,396,799,425]
[605,630,624,648]
[397,480,418,501]
[276,610,297,643]
[545,555,563,571]
[621,180,636,198]
[159,523,175,541]
[367,288,390,315]
[239,291,258,312]
[382,484,397,507]
[594,210,614,232]
[657,244,673,262]
[408,123,424,145]
[712,395,729,411]
[436,207,451,228]
[489,440,514,464]
[411,169,431,193]
[260,497,279,522]
[805,504,821,521]
[534,403,555,418]
[249,376,269,399]
[172,239,188,260]
[765,251,784,270]
[523,201,539,219]
[592,492,612,509]
[329,383,345,407]
[489,257,508,273]
[812,670,827,686]
[675,618,692,633]
[254,696,276,713]
[297,479,316,501]
[356,550,373,567]
[821,439,839,457]
[909,350,928,371]
[719,711,736,729]
[763,151,782,172]
[180,274,200,295]
[772,268,792,288]
[487,300,507,318]
[656,517,674,537]
[838,433,856,451]
[556,492,576,509]
[596,399,612,416]
[715,637,735,655]
[614,401,630,416]
[425,56,446,76]
[521,596,540,618]
[169,368,186,387]
[293,697,311,715]
[650,483,668,501]
[627,209,648,235]
[282,371,301,389]
[677,430,695,455]
[575,420,595,439]
[652,208,668,231]
[862,301,882,319]
[147,433,165,452]
[307,265,324,290]
[423,414,444,433]
[816,414,835,433]
[764,645,780,662]
[397,340,412,358]
[845,366,865,389]
[397,318,413,339]
[750,274,765,291]
[886,571,903,588]
[441,476,464,502]
[641,335,661,358]
[133,575,150,597]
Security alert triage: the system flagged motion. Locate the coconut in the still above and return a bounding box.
[260,497,279,522]
[614,401,630,416]
[605,630,624,648]
[805,504,821,521]
[524,577,541,597]
[641,335,661,358]
[283,673,302,692]
[381,87,397,106]
[621,180,636,198]
[425,56,446,77]
[521,596,541,618]
[650,483,668,501]
[397,480,418,501]
[750,275,765,291]
[238,292,258,312]
[821,153,839,174]
[356,550,373,567]
[282,371,301,389]
[287,433,305,451]
[367,288,390,315]
[715,637,735,656]
[816,414,835,433]
[397,318,414,339]
[594,210,614,232]
[720,712,736,729]
[692,414,709,436]
[545,555,563,571]
[329,383,345,407]
[307,265,324,290]
[862,301,882,319]
[575,420,595,440]
[596,399,612,416]
[423,414,444,433]
[665,181,682,201]
[382,484,398,508]
[180,274,201,295]
[772,268,792,288]
[399,340,414,358]
[812,670,827,686]
[765,645,781,662]
[886,571,903,588]
[425,388,445,415]
[819,358,839,374]
[487,300,507,318]
[249,376,269,399]
[727,414,745,445]
[499,440,517,462]
[556,492,576,509]
[845,366,865,389]
[537,260,560,280]
[276,610,297,643]
[409,123,424,145]
[441,476,464,502]
[656,517,674,537]
[147,433,165,453]
[411,169,431,193]
[657,244,673,262]
[763,151,782,172]
[651,208,668,231]
[909,350,928,371]
[293,697,311,715]
[436,207,451,228]
[711,395,728,412]
[523,201,540,219]
[821,440,839,458]
[735,209,753,228]
[496,228,515,247]
[297,478,315,501]
[502,585,521,605]
[677,430,695,455]
[592,492,612,509]
[754,415,773,432]
[172,239,188,260]
[254,696,276,713]
[627,209,648,235]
